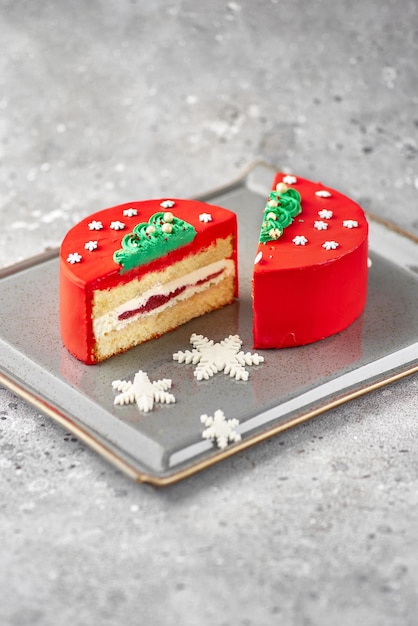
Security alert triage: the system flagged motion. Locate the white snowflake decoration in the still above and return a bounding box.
[112,370,175,413]
[67,252,82,264]
[88,220,103,230]
[123,208,138,217]
[199,212,213,223]
[173,334,264,381]
[160,200,175,209]
[282,174,297,184]
[84,240,98,251]
[314,220,328,231]
[343,219,359,228]
[322,240,339,250]
[293,235,308,245]
[318,209,333,219]
[110,220,125,230]
[200,409,241,449]
[315,190,332,198]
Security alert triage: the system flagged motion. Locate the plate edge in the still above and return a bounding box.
[1,362,417,488]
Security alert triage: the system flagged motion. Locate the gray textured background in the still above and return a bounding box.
[1,1,417,625]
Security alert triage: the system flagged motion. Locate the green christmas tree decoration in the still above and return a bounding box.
[114,211,197,271]
[259,187,302,243]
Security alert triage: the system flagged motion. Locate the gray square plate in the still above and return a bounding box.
[1,162,417,486]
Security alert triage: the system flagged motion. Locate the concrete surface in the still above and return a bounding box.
[0,1,417,625]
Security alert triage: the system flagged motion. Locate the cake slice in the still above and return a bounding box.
[60,198,238,364]
[252,173,368,348]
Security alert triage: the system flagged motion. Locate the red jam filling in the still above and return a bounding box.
[117,269,224,321]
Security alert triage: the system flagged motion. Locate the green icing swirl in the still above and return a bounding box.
[113,211,197,271]
[259,187,302,243]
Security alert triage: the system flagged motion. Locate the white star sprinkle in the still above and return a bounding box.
[293,235,308,245]
[88,220,103,230]
[112,370,175,413]
[315,190,332,198]
[314,220,328,230]
[160,200,175,209]
[84,240,98,251]
[67,252,82,264]
[282,174,297,184]
[343,219,359,228]
[199,212,213,223]
[123,208,138,217]
[173,334,264,382]
[322,241,339,250]
[318,209,333,219]
[200,409,241,449]
[110,221,125,230]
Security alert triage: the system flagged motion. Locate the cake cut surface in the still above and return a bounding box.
[60,199,238,364]
[252,173,368,348]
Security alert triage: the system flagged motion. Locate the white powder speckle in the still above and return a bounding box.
[28,478,50,493]
[41,209,66,224]
[382,66,397,89]
[248,104,260,119]
[10,220,39,231]
[20,501,36,512]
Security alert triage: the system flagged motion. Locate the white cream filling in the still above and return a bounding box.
[93,259,235,338]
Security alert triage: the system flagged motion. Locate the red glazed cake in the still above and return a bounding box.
[60,199,238,364]
[252,173,368,348]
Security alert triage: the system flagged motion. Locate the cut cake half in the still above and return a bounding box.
[60,198,238,364]
[252,173,368,348]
